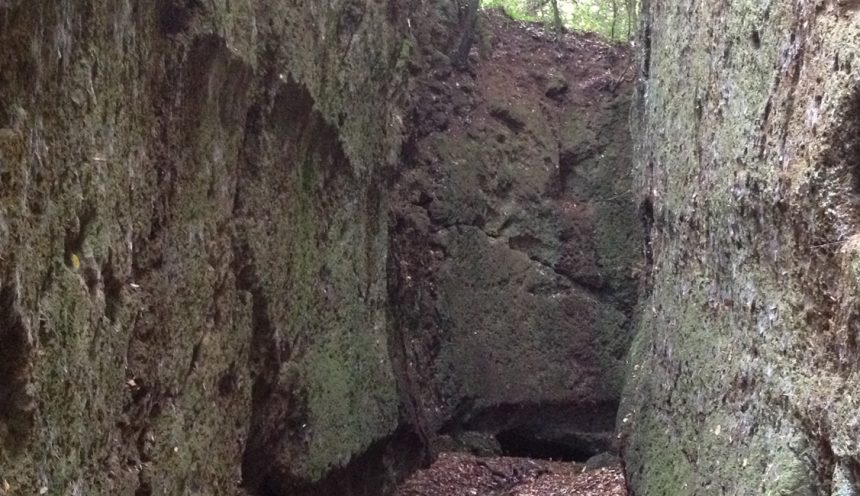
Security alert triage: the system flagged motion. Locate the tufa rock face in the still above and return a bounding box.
[622,0,860,493]
[390,11,640,462]
[0,1,424,494]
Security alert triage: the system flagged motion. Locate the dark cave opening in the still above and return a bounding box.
[448,401,620,465]
[495,429,597,463]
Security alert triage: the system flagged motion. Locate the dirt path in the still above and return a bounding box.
[395,453,627,496]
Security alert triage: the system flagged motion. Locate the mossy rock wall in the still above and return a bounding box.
[623,1,860,493]
[0,1,430,494]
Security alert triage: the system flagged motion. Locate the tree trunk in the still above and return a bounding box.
[549,0,563,39]
[453,0,482,70]
[611,0,619,39]
[625,0,635,39]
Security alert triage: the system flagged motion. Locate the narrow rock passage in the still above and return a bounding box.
[395,453,626,496]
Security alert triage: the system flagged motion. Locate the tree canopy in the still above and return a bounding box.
[482,0,638,41]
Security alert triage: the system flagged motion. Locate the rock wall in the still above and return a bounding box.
[0,1,422,494]
[390,11,640,460]
[623,0,860,493]
[0,1,640,494]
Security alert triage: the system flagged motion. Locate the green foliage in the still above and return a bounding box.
[483,0,638,41]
